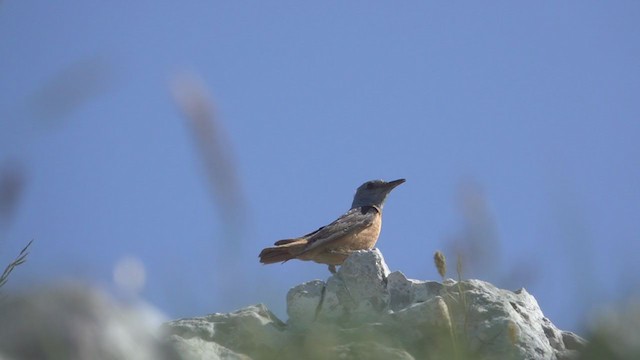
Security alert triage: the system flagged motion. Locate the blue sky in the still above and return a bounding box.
[1,1,639,333]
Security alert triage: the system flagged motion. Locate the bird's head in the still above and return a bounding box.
[351,179,405,209]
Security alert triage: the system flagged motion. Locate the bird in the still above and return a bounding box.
[259,179,405,273]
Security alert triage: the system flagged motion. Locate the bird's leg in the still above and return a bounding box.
[328,265,337,274]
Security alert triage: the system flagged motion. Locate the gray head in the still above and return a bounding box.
[351,179,405,209]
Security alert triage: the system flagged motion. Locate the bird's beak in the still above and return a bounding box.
[386,178,406,189]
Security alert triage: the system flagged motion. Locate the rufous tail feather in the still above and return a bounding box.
[259,239,307,264]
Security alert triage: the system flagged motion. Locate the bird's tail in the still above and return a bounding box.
[259,239,307,264]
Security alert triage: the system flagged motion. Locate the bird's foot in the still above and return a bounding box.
[328,265,337,274]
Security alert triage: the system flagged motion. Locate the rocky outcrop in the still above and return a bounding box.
[163,250,586,359]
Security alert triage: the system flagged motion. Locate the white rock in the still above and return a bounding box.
[286,280,324,327]
[167,336,250,360]
[164,250,587,360]
[164,304,286,358]
[330,341,415,360]
[315,249,391,322]
[386,270,443,310]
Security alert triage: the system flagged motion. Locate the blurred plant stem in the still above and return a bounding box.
[0,239,33,290]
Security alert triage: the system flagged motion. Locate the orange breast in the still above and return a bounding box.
[349,214,381,249]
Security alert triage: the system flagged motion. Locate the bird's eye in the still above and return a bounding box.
[366,182,374,190]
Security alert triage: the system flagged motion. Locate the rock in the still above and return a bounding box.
[167,336,250,360]
[386,271,442,311]
[329,342,415,360]
[162,304,286,359]
[286,280,324,328]
[314,250,391,323]
[163,249,587,359]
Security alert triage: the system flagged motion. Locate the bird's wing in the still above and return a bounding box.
[300,206,378,253]
[272,225,326,246]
